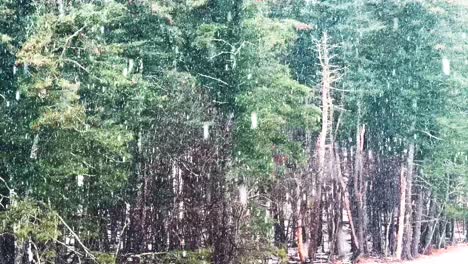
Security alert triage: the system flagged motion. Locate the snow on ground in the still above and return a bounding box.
[361,244,468,264]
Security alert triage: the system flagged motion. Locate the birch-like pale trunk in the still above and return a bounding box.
[412,186,424,257]
[403,140,415,259]
[395,164,407,259]
[403,120,416,258]
[304,32,333,262]
[335,147,359,250]
[353,120,366,254]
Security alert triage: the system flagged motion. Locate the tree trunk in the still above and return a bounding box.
[335,148,360,252]
[395,164,406,259]
[403,142,415,259]
[449,219,456,245]
[0,234,15,264]
[307,31,333,262]
[437,220,447,249]
[422,200,439,254]
[465,218,468,242]
[336,222,347,259]
[353,121,366,257]
[412,186,423,257]
[296,218,306,263]
[14,239,24,264]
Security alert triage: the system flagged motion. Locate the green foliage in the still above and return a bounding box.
[95,252,117,264]
[0,199,59,242]
[446,204,468,220]
[0,0,467,262]
[135,248,212,264]
[0,199,59,263]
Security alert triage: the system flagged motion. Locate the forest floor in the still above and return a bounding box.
[359,244,468,264]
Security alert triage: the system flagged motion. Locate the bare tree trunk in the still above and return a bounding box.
[412,186,423,257]
[335,149,360,251]
[449,219,456,245]
[296,218,306,264]
[353,120,366,258]
[336,222,347,259]
[437,220,447,249]
[307,31,334,262]
[384,212,393,257]
[423,172,450,254]
[403,142,415,259]
[14,239,24,264]
[422,201,440,254]
[0,235,14,264]
[395,164,406,259]
[465,218,468,242]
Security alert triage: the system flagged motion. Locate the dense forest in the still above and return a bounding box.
[0,0,467,263]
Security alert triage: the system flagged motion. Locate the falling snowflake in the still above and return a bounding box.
[77,175,84,187]
[239,184,248,206]
[251,112,258,129]
[442,57,450,75]
[393,18,399,31]
[203,122,210,139]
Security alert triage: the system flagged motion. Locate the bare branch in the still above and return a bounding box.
[61,25,87,58]
[197,73,229,86]
[419,130,443,141]
[55,213,97,262]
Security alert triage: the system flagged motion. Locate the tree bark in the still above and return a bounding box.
[412,186,423,257]
[353,121,366,257]
[306,31,333,262]
[14,239,24,264]
[296,218,306,263]
[0,234,15,264]
[403,142,415,259]
[335,148,360,252]
[449,219,456,245]
[437,220,447,249]
[465,218,468,242]
[422,200,440,254]
[395,164,406,259]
